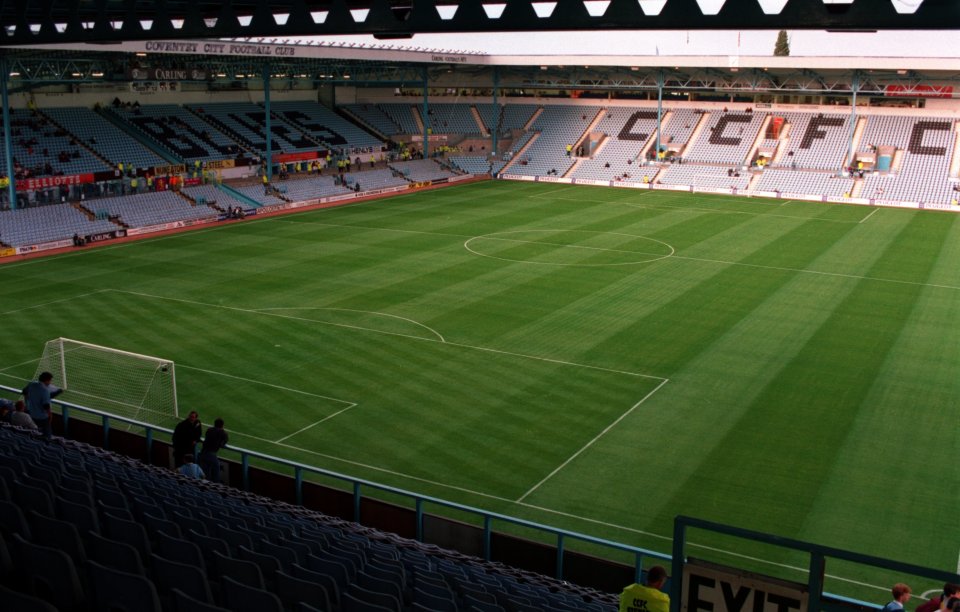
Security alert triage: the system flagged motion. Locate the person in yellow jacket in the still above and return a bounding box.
[619,565,670,612]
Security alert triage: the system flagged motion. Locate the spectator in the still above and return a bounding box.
[21,371,62,438]
[171,410,202,467]
[10,400,37,431]
[199,418,229,483]
[916,584,959,612]
[177,454,205,479]
[619,565,669,612]
[880,583,911,612]
[0,399,12,423]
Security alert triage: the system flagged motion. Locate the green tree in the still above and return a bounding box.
[774,30,790,56]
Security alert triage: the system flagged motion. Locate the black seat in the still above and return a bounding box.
[170,587,231,612]
[155,530,206,570]
[85,530,146,575]
[87,559,162,612]
[0,499,32,539]
[102,511,152,561]
[27,510,87,566]
[290,562,341,609]
[12,481,55,517]
[275,569,334,612]
[150,552,215,607]
[211,549,265,590]
[55,495,100,539]
[11,533,86,611]
[219,575,283,612]
[0,583,59,612]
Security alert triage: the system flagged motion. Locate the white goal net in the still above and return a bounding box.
[34,337,178,427]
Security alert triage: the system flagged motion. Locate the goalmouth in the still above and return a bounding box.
[34,337,178,428]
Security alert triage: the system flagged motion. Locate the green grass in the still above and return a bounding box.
[2,181,958,600]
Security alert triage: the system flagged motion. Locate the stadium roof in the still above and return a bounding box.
[0,0,957,46]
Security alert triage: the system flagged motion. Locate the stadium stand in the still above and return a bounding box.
[42,106,169,170]
[681,110,766,165]
[0,423,619,611]
[389,159,458,182]
[752,168,854,198]
[516,105,602,176]
[186,103,320,154]
[0,109,114,178]
[341,104,405,137]
[269,101,384,152]
[377,103,423,135]
[107,104,242,163]
[658,164,752,191]
[773,112,852,171]
[87,191,218,227]
[0,202,120,246]
[858,115,958,204]
[418,103,484,135]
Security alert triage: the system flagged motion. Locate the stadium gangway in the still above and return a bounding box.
[0,382,668,585]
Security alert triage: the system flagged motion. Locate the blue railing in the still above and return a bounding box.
[0,383,667,584]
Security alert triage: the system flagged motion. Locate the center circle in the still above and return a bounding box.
[464,230,675,267]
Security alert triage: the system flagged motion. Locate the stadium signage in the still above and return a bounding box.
[0,247,16,258]
[17,239,73,255]
[127,67,209,81]
[154,164,187,175]
[682,559,807,612]
[85,230,124,243]
[431,55,467,64]
[204,160,236,170]
[17,173,94,190]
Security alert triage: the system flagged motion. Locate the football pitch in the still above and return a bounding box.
[1,180,958,600]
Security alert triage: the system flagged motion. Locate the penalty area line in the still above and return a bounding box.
[516,377,670,503]
[177,363,355,406]
[274,402,358,444]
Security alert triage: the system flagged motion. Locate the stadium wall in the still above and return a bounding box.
[11,87,316,109]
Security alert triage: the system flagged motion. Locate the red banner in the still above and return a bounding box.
[17,173,95,191]
[884,84,954,98]
[272,151,319,164]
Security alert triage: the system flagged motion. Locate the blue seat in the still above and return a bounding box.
[0,499,32,539]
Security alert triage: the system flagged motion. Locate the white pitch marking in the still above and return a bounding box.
[228,428,892,596]
[517,377,669,503]
[110,289,448,345]
[109,289,666,380]
[257,307,446,343]
[177,363,355,406]
[0,289,109,317]
[274,403,358,443]
[859,208,880,224]
[0,356,42,374]
[670,253,960,291]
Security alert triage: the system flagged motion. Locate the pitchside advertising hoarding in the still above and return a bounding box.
[681,559,808,612]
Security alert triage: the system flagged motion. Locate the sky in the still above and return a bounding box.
[296,0,958,58]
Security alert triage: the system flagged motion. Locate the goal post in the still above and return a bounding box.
[34,338,178,427]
